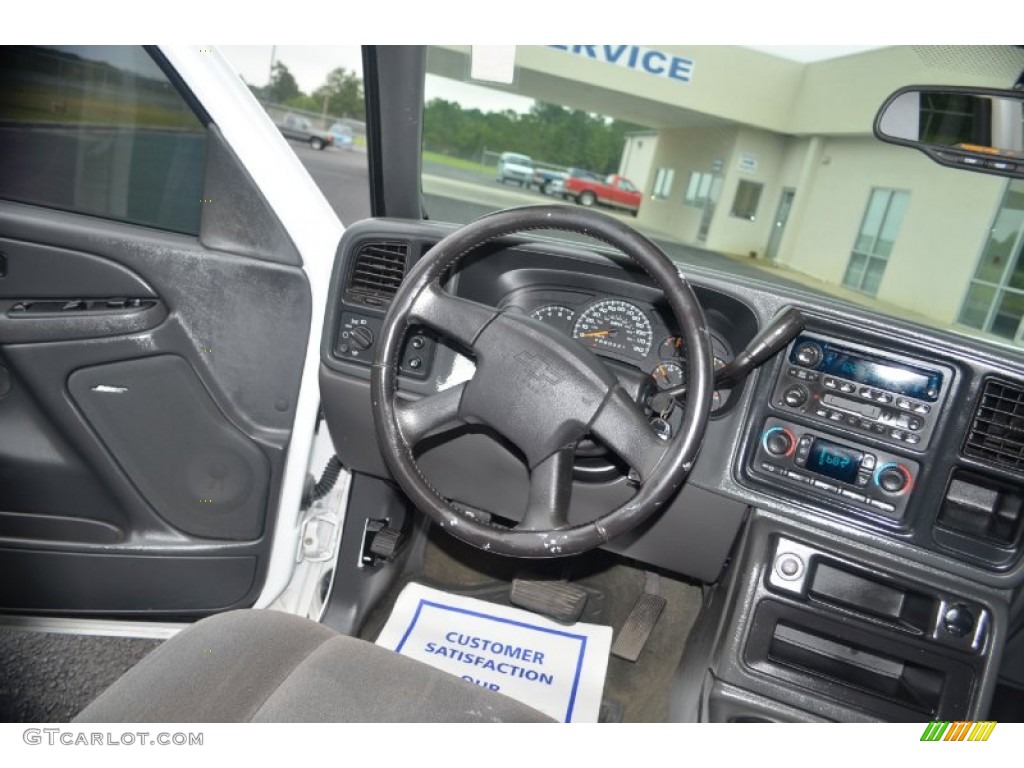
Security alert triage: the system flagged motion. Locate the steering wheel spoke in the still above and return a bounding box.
[518,445,575,532]
[409,282,498,350]
[590,387,667,484]
[395,382,467,444]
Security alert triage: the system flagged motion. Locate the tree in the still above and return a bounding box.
[266,61,300,105]
[313,67,365,120]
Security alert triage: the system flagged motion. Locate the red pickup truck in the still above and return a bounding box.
[563,173,642,215]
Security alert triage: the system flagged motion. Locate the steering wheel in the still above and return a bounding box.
[371,205,712,558]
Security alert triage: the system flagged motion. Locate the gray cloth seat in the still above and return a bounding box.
[74,609,553,723]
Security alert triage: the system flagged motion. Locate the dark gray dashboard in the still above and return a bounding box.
[319,217,1024,592]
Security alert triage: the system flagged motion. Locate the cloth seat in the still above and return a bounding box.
[74,609,553,723]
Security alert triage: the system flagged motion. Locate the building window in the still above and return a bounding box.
[651,167,674,199]
[958,181,1024,340]
[730,180,763,221]
[0,46,207,235]
[684,171,714,207]
[842,188,910,296]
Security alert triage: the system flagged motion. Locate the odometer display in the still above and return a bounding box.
[573,299,653,359]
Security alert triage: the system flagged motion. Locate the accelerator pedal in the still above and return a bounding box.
[510,578,589,624]
[610,573,667,662]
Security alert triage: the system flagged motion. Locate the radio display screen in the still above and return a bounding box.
[790,337,943,401]
[806,438,863,484]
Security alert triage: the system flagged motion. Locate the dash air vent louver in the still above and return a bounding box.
[964,379,1024,473]
[346,241,409,302]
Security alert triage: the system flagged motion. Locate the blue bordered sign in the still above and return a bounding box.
[376,583,613,722]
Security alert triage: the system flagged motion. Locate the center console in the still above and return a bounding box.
[670,511,1005,722]
[670,327,1011,722]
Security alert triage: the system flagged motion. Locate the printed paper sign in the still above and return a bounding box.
[375,583,612,722]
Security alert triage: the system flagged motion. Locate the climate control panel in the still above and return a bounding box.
[752,417,919,521]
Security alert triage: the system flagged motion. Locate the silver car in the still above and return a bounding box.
[497,151,533,186]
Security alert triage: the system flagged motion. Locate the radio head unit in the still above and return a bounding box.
[771,334,953,451]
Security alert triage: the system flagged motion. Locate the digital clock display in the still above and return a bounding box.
[806,438,863,484]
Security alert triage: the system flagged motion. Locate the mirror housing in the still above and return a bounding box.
[874,85,1024,179]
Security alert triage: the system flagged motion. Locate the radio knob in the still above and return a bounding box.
[763,427,795,457]
[783,386,809,408]
[794,342,823,368]
[875,464,910,494]
[349,325,375,351]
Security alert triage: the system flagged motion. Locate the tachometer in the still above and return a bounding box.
[529,304,576,330]
[573,299,653,359]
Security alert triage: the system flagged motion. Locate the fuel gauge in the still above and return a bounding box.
[651,361,685,390]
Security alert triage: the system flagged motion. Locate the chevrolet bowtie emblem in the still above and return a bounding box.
[514,350,562,385]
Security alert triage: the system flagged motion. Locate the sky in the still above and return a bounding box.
[219,45,888,116]
[220,45,537,114]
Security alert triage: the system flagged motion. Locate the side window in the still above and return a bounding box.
[0,46,206,235]
[684,171,715,207]
[651,168,674,199]
[959,180,1024,339]
[730,180,763,221]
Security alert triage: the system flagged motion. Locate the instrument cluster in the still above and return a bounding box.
[508,290,734,410]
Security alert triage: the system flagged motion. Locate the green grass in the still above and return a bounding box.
[422,150,490,173]
[2,84,201,129]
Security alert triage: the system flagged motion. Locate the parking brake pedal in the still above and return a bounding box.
[611,572,666,662]
[510,578,588,624]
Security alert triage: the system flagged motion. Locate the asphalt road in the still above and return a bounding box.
[293,142,802,289]
[289,142,374,226]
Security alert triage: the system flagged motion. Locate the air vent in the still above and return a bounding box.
[346,241,409,302]
[964,379,1024,473]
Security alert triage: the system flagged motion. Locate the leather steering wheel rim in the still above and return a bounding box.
[371,205,713,558]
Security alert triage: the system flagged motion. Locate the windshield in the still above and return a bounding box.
[421,45,1024,350]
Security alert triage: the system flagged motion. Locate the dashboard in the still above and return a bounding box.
[319,218,1024,587]
[319,217,1023,722]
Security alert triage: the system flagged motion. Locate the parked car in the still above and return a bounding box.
[549,166,602,197]
[328,122,355,150]
[563,172,642,214]
[532,166,567,194]
[279,112,334,150]
[496,151,533,185]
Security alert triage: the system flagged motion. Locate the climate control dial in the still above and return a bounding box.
[762,426,796,457]
[874,463,913,495]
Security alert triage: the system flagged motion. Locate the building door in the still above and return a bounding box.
[842,188,910,296]
[697,175,723,243]
[765,188,796,262]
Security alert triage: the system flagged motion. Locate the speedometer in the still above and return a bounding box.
[572,299,653,359]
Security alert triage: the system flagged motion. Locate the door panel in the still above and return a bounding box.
[0,203,311,615]
[0,45,316,616]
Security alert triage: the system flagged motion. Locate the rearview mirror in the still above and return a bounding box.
[874,86,1024,178]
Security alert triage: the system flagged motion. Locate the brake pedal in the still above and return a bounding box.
[611,573,666,662]
[510,578,588,623]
